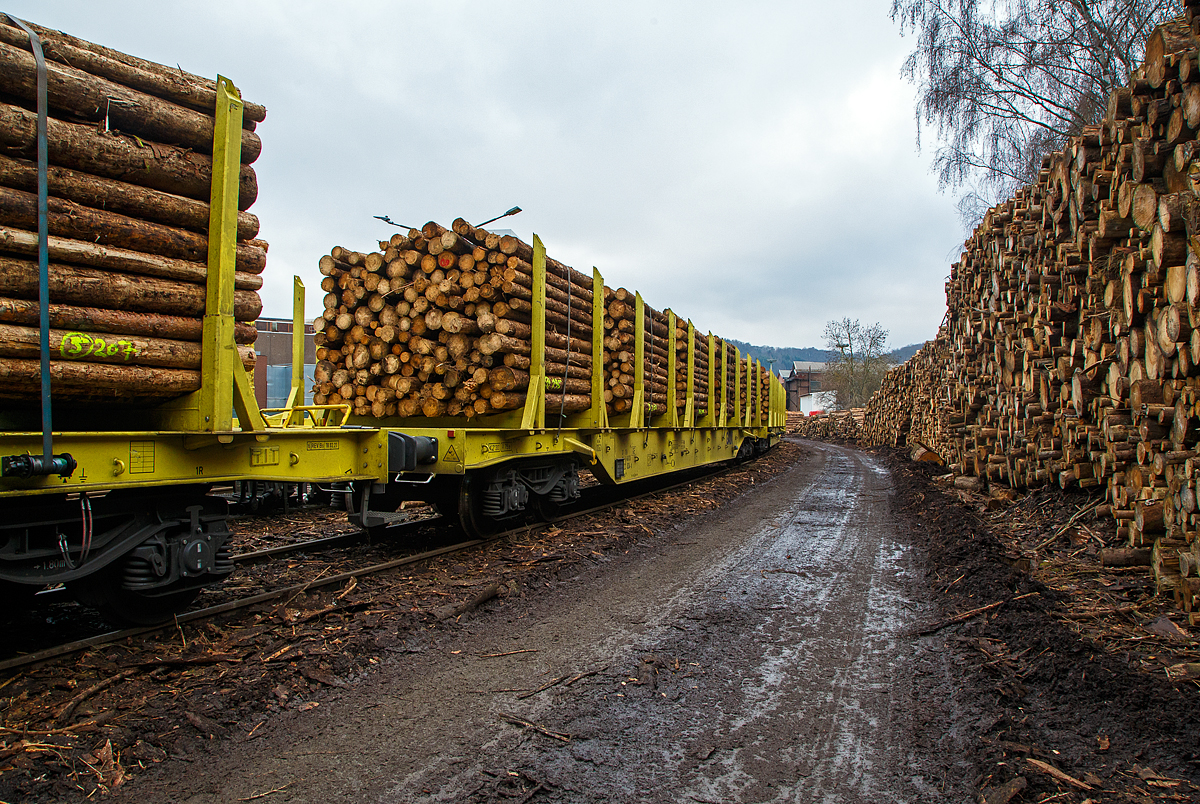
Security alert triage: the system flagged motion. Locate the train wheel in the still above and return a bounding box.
[533,493,564,523]
[70,569,201,628]
[735,438,756,463]
[454,473,501,539]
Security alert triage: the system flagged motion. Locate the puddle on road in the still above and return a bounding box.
[376,444,942,803]
[674,447,931,803]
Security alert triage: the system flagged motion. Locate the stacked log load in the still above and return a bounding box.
[309,218,758,422]
[847,7,1200,618]
[0,18,265,404]
[312,218,770,422]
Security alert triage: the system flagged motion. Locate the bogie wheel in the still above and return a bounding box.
[454,473,503,539]
[533,493,564,523]
[69,567,202,628]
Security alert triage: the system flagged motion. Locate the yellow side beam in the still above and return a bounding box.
[520,235,548,431]
[285,276,305,410]
[200,76,265,433]
[684,320,695,428]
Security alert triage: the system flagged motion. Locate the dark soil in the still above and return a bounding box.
[4,440,1199,803]
[0,446,803,802]
[885,448,1200,803]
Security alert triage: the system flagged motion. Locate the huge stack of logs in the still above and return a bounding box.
[843,8,1200,620]
[312,220,594,419]
[312,218,771,423]
[789,409,864,440]
[0,18,264,404]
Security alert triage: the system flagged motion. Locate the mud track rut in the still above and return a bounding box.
[128,442,961,804]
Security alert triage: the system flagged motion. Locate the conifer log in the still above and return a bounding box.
[0,323,256,369]
[0,257,262,320]
[0,17,268,124]
[0,358,200,401]
[793,9,1200,619]
[0,186,266,272]
[0,154,260,239]
[0,103,258,208]
[314,222,728,419]
[0,39,262,162]
[0,296,257,343]
[0,227,263,287]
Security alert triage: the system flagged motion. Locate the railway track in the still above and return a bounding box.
[0,458,750,675]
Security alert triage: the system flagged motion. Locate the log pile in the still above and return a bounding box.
[847,8,1200,619]
[0,18,264,404]
[312,220,597,419]
[312,219,768,423]
[789,409,863,440]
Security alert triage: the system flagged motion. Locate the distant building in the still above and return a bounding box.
[781,361,825,411]
[252,318,317,409]
[796,391,837,415]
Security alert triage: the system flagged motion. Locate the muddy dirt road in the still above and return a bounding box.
[121,440,964,804]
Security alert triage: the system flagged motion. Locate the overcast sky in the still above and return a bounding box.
[14,0,963,350]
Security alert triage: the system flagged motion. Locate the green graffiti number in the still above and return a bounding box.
[58,332,139,362]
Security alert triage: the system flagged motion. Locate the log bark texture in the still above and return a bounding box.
[0,296,257,343]
[0,18,267,124]
[0,226,263,288]
[0,19,268,406]
[0,257,262,321]
[0,103,258,208]
[0,39,262,162]
[0,154,260,239]
[792,9,1200,620]
[0,185,266,272]
[309,219,751,421]
[0,323,256,369]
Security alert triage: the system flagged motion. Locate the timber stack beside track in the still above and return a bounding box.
[796,5,1200,621]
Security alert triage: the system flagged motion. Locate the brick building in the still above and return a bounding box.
[252,318,317,409]
[782,361,826,412]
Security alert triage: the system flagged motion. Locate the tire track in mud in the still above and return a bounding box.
[118,442,963,803]
[392,441,954,803]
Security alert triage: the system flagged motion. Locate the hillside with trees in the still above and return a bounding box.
[729,340,924,373]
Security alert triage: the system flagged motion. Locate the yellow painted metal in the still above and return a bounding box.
[630,292,646,429]
[391,425,747,484]
[589,269,609,429]
[0,74,401,499]
[0,427,386,497]
[684,321,695,428]
[261,404,351,429]
[657,310,677,427]
[285,276,305,409]
[200,77,265,433]
[716,340,726,428]
[156,76,263,433]
[520,235,547,431]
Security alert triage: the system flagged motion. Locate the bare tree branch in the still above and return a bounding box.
[823,319,895,409]
[892,0,1176,221]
